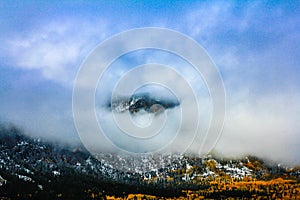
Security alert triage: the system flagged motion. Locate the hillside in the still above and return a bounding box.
[0,126,299,199]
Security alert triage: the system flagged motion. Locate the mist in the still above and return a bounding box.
[0,1,299,166]
[216,91,300,166]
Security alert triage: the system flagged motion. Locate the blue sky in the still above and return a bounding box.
[0,1,300,164]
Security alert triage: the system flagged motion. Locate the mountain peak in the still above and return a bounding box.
[107,93,180,114]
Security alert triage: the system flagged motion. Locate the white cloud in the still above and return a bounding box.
[4,19,109,85]
[182,2,300,165]
[186,2,233,37]
[215,90,300,165]
[1,2,300,165]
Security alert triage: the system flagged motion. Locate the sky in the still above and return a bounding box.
[0,1,300,165]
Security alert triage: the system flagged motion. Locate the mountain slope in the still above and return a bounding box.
[0,125,299,199]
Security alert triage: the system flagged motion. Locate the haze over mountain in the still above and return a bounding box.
[0,1,300,165]
[0,125,299,199]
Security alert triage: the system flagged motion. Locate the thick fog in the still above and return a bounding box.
[1,1,299,165]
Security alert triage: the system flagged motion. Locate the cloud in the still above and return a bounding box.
[0,1,299,165]
[216,91,300,165]
[80,47,213,155]
[186,1,235,37]
[3,18,109,85]
[181,1,300,165]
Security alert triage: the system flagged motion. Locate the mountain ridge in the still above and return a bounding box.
[0,125,299,199]
[107,93,180,114]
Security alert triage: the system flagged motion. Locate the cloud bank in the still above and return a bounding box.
[0,1,299,165]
